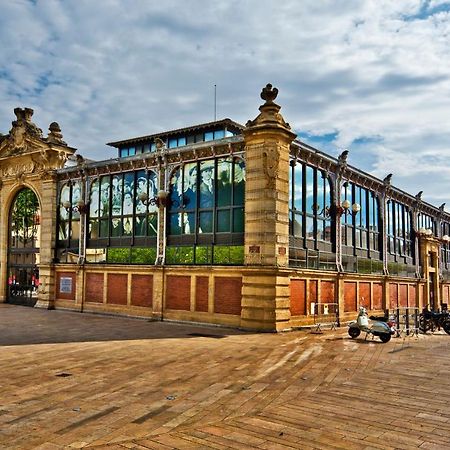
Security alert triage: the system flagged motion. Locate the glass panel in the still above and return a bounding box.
[199,160,215,208]
[100,176,110,217]
[131,247,156,264]
[204,131,214,141]
[89,180,100,218]
[122,217,133,235]
[100,219,109,237]
[360,188,367,228]
[183,163,197,210]
[214,130,225,139]
[169,168,182,211]
[169,213,182,235]
[293,212,302,237]
[233,208,244,233]
[168,138,177,148]
[324,219,331,242]
[305,166,314,215]
[135,215,146,236]
[71,221,80,240]
[89,219,99,239]
[72,181,82,220]
[135,170,148,215]
[316,219,324,241]
[111,218,121,237]
[199,211,213,233]
[361,229,367,249]
[148,170,158,214]
[233,159,245,205]
[196,245,213,264]
[166,246,194,264]
[178,137,186,146]
[149,215,160,237]
[217,158,232,207]
[306,215,314,240]
[217,210,231,232]
[316,173,324,215]
[111,175,123,216]
[183,212,195,234]
[107,247,131,263]
[128,147,136,156]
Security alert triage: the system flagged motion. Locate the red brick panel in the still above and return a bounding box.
[399,284,408,307]
[56,272,76,301]
[390,283,399,309]
[308,280,318,314]
[290,279,306,316]
[359,282,371,309]
[373,283,383,310]
[166,275,191,311]
[408,285,416,307]
[214,277,242,315]
[131,274,153,307]
[107,274,128,305]
[195,276,209,312]
[85,273,104,303]
[344,282,357,312]
[320,281,335,303]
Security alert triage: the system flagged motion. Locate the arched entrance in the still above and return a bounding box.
[7,188,41,306]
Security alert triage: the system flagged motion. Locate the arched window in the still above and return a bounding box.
[289,161,333,269]
[166,157,245,265]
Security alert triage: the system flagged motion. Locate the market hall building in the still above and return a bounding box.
[0,84,449,332]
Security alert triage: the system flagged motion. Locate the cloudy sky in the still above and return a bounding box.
[1,0,450,207]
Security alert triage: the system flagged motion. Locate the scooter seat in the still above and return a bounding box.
[369,315,388,322]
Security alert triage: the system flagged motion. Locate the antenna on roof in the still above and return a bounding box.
[214,84,217,121]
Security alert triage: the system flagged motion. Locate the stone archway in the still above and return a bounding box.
[7,188,41,306]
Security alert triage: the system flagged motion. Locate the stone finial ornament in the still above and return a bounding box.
[338,149,349,165]
[245,83,294,132]
[260,83,279,105]
[415,191,423,201]
[47,121,67,145]
[439,203,446,212]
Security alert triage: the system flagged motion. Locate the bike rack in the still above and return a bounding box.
[310,302,339,334]
[393,307,420,339]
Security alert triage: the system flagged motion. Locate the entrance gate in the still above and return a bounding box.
[7,189,40,307]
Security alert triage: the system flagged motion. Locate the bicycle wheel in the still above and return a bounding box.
[419,315,431,333]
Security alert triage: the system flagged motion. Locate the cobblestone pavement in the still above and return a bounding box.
[1,304,450,449]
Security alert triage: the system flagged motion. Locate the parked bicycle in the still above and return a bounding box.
[418,306,450,335]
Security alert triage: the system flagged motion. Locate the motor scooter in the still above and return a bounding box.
[348,306,394,343]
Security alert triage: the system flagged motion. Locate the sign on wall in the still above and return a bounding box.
[59,277,73,294]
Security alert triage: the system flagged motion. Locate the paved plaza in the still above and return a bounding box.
[1,305,450,449]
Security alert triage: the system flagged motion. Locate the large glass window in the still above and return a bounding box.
[386,199,413,259]
[289,161,333,269]
[167,157,245,264]
[417,212,435,234]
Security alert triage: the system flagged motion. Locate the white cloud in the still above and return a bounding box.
[1,0,450,207]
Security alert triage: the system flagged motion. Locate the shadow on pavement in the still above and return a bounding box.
[0,304,253,346]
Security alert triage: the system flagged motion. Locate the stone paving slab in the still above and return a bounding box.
[1,304,450,449]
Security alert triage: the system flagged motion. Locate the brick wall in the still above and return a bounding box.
[399,284,408,307]
[390,283,399,309]
[131,274,153,308]
[85,273,104,303]
[290,279,306,316]
[107,274,128,305]
[373,283,383,310]
[195,276,209,312]
[214,277,242,315]
[320,280,335,303]
[344,282,357,312]
[166,275,191,311]
[359,282,371,309]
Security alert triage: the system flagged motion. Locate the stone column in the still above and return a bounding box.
[35,172,59,309]
[240,84,296,331]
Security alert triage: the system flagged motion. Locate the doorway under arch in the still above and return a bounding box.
[7,188,41,306]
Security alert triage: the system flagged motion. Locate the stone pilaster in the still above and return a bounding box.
[35,173,59,309]
[240,84,296,331]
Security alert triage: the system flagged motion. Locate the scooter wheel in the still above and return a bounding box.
[348,327,360,339]
[379,333,391,343]
[443,320,450,336]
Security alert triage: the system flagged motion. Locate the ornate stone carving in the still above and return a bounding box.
[263,145,279,189]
